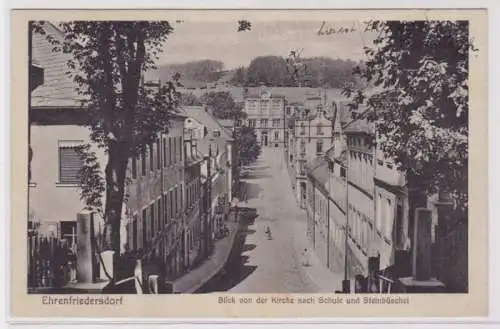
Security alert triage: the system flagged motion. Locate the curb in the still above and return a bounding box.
[182,215,241,293]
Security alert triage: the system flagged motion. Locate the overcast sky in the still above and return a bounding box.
[157,20,377,69]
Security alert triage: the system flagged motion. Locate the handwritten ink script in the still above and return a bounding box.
[317,21,357,36]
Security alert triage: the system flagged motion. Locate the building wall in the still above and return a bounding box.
[30,112,188,278]
[29,124,107,237]
[243,92,286,147]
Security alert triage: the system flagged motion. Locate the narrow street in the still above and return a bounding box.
[197,147,319,293]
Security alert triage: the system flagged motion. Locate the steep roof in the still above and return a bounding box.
[31,22,85,108]
[306,156,330,189]
[181,105,232,156]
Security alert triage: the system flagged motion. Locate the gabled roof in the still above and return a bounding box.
[31,22,86,108]
[306,156,330,189]
[181,106,232,156]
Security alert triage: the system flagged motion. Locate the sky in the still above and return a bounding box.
[157,20,377,69]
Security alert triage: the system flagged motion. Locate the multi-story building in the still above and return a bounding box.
[305,102,350,276]
[242,89,286,147]
[182,131,204,270]
[343,113,412,281]
[290,94,336,208]
[124,115,186,280]
[181,106,233,254]
[29,22,188,283]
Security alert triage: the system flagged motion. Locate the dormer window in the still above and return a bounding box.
[213,130,221,137]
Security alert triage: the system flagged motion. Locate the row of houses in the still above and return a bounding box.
[28,22,238,288]
[284,89,468,293]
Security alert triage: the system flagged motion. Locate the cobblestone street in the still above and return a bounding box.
[198,147,340,293]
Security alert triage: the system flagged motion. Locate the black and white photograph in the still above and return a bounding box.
[24,13,474,301]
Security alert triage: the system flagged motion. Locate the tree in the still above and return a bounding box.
[343,20,472,213]
[246,56,294,86]
[202,91,245,120]
[35,21,180,260]
[231,66,247,86]
[234,126,261,166]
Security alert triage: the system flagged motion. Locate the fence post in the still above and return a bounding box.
[413,208,433,281]
[77,211,96,283]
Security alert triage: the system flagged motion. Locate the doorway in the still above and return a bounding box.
[262,132,268,146]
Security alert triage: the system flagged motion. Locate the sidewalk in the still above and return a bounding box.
[292,218,344,293]
[280,154,344,293]
[173,213,240,293]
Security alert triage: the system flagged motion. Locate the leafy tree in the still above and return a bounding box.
[231,66,247,86]
[343,20,472,213]
[202,91,246,120]
[246,56,294,86]
[234,126,261,166]
[35,21,179,260]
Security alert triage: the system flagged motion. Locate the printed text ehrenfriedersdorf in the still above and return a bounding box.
[42,295,123,305]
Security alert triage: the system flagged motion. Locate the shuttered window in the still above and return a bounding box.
[59,145,84,184]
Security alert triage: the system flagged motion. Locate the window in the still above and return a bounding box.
[169,138,172,164]
[163,137,167,168]
[141,153,147,176]
[60,221,77,246]
[395,201,404,248]
[260,119,268,128]
[248,119,256,127]
[156,138,161,169]
[316,140,323,154]
[169,190,174,219]
[149,143,154,172]
[376,194,383,232]
[150,204,155,239]
[274,132,279,140]
[58,144,84,184]
[157,200,162,233]
[163,194,168,226]
[142,208,147,248]
[174,187,178,216]
[300,139,306,154]
[300,123,305,135]
[340,167,346,178]
[385,199,393,239]
[131,157,137,179]
[180,185,183,211]
[179,137,183,162]
[317,124,323,135]
[132,215,138,250]
[272,119,280,128]
[173,137,177,163]
[213,130,221,137]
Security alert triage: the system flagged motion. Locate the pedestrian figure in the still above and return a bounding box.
[301,248,310,267]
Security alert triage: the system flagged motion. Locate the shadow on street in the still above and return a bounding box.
[194,208,259,293]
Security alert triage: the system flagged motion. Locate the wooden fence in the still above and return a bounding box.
[27,233,75,290]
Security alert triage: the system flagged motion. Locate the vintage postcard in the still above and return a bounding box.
[10,9,487,319]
